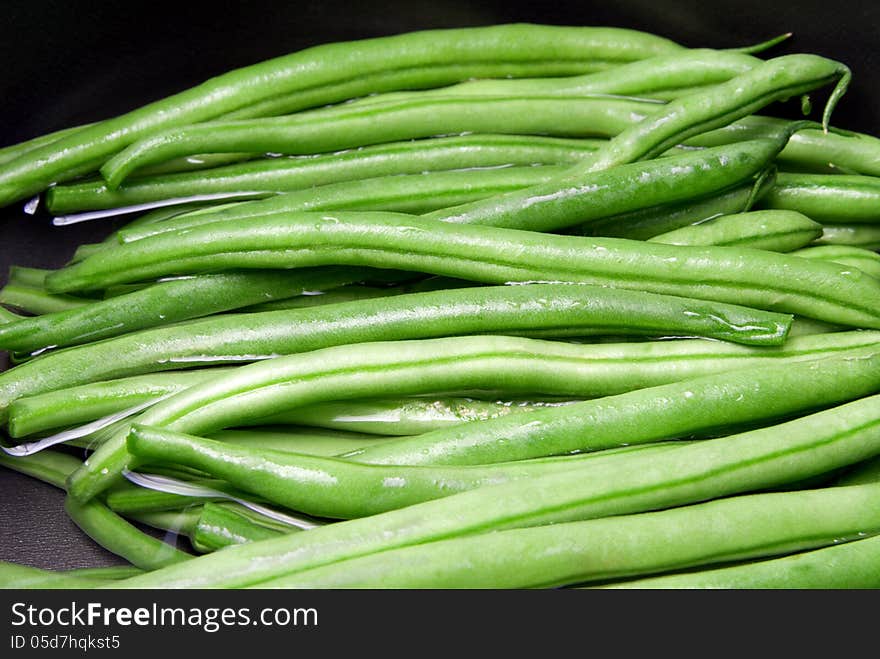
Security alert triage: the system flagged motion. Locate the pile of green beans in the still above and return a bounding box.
[3,23,880,590]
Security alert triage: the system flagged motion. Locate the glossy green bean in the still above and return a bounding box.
[0,124,92,167]
[0,306,21,323]
[0,449,82,490]
[100,95,663,187]
[64,496,191,570]
[128,507,203,538]
[108,392,880,588]
[579,174,774,239]
[0,24,682,206]
[358,49,759,104]
[601,533,880,589]
[815,224,880,249]
[0,283,796,425]
[44,210,880,329]
[792,245,880,279]
[129,425,680,519]
[8,369,234,438]
[46,135,597,214]
[265,481,880,588]
[579,54,849,173]
[648,210,822,251]
[212,427,400,456]
[67,331,880,501]
[759,173,880,223]
[264,397,576,436]
[346,346,880,466]
[0,268,374,353]
[114,165,569,243]
[191,502,285,553]
[0,283,90,315]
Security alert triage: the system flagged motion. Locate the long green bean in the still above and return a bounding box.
[792,245,880,279]
[0,24,683,207]
[44,210,880,329]
[264,481,880,588]
[759,172,880,223]
[66,331,880,501]
[346,346,880,466]
[107,392,880,588]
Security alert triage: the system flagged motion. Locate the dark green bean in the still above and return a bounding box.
[66,331,880,501]
[648,209,822,251]
[46,135,597,214]
[579,174,774,239]
[0,268,374,354]
[759,172,880,223]
[346,346,880,466]
[106,392,880,588]
[0,24,682,206]
[44,210,880,329]
[600,533,880,589]
[265,481,880,588]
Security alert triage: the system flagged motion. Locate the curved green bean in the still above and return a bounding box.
[44,210,880,330]
[46,135,597,214]
[264,481,880,588]
[107,392,880,588]
[0,268,374,353]
[600,533,880,589]
[66,331,880,501]
[127,424,682,519]
[346,346,880,466]
[648,210,822,251]
[0,24,682,206]
[64,496,191,570]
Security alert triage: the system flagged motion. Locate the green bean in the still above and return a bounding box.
[759,173,880,223]
[600,533,880,589]
[64,495,191,570]
[103,480,227,515]
[648,210,822,251]
[100,95,663,187]
[0,268,374,354]
[357,49,760,104]
[578,55,849,173]
[792,245,880,279]
[0,283,798,424]
[688,115,880,177]
[815,224,880,249]
[0,561,106,589]
[128,507,203,538]
[213,427,400,456]
[0,24,683,206]
[46,135,598,214]
[114,165,570,243]
[787,316,845,336]
[0,284,89,315]
[44,210,880,330]
[107,392,880,588]
[580,174,774,239]
[263,397,576,437]
[346,346,880,466]
[8,369,235,438]
[129,424,679,519]
[0,306,22,324]
[67,331,880,501]
[0,124,93,167]
[265,481,880,588]
[0,449,82,489]
[190,502,286,553]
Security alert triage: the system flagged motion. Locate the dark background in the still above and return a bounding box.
[0,0,878,569]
